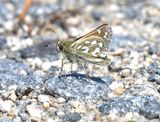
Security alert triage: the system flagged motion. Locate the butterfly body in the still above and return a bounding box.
[57,24,112,70]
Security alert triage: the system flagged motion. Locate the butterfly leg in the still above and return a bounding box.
[78,62,90,80]
[59,58,65,78]
[70,63,73,74]
[61,58,64,72]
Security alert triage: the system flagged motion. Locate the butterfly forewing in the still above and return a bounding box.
[69,24,112,64]
[74,24,112,46]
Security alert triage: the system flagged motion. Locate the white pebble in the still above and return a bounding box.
[41,61,52,71]
[57,97,66,103]
[27,104,43,120]
[34,58,43,68]
[19,69,27,76]
[38,95,50,103]
[91,40,97,45]
[109,82,124,91]
[0,100,14,113]
[4,20,14,31]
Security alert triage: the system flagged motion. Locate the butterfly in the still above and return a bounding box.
[57,24,112,75]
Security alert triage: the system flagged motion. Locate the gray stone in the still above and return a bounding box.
[148,46,158,55]
[15,87,33,99]
[18,40,58,60]
[147,62,160,75]
[99,96,160,119]
[62,112,81,122]
[147,62,160,84]
[0,36,7,49]
[99,82,160,120]
[44,75,113,100]
[0,117,12,122]
[91,11,104,20]
[0,59,43,90]
[148,74,160,84]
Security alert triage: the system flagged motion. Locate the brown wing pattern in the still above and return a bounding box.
[69,24,112,64]
[75,24,112,46]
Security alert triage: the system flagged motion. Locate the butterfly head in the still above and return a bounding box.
[57,40,64,52]
[57,40,73,52]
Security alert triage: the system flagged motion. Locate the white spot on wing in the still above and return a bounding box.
[81,46,89,53]
[100,52,107,58]
[103,32,108,38]
[92,48,100,57]
[81,46,88,50]
[85,41,90,44]
[97,30,101,34]
[92,51,97,57]
[95,48,100,53]
[77,45,82,49]
[98,43,103,47]
[91,40,97,45]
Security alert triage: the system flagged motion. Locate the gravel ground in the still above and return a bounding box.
[0,0,160,122]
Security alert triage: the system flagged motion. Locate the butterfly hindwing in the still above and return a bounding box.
[74,37,108,63]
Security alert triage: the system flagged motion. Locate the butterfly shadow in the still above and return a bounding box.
[59,72,106,83]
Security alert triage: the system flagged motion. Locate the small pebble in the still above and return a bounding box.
[123,112,137,122]
[18,112,29,121]
[4,20,14,31]
[26,104,43,121]
[108,92,116,98]
[148,46,157,55]
[69,100,86,113]
[52,117,60,122]
[0,100,14,113]
[24,15,33,24]
[108,60,122,72]
[66,16,81,26]
[57,97,66,103]
[113,85,125,95]
[57,111,65,116]
[38,95,50,103]
[6,3,15,12]
[69,100,81,108]
[13,117,21,122]
[43,102,50,109]
[9,93,17,102]
[41,61,52,71]
[112,25,124,35]
[23,38,33,47]
[120,68,132,78]
[106,112,117,122]
[34,57,43,68]
[110,48,125,56]
[109,82,124,91]
[47,118,54,122]
[19,69,27,76]
[68,27,79,37]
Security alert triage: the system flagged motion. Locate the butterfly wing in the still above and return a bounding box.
[74,24,112,47]
[70,24,112,64]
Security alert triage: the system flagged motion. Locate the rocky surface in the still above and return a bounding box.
[0,0,160,122]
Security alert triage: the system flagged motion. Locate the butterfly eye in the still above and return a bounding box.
[58,43,64,51]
